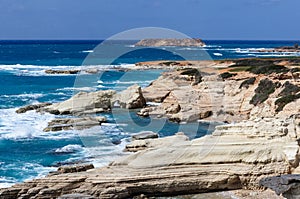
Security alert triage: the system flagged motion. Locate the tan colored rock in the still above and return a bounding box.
[16,102,52,113]
[43,116,106,132]
[112,84,146,109]
[2,118,299,199]
[44,90,116,115]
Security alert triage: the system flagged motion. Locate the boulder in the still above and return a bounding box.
[44,90,116,115]
[112,84,146,109]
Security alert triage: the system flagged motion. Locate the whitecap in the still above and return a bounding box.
[54,144,83,154]
[56,87,97,92]
[213,53,223,56]
[82,50,94,53]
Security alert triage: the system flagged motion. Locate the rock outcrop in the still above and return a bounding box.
[45,69,81,75]
[135,38,205,47]
[43,116,106,132]
[44,90,116,115]
[16,102,52,113]
[43,85,146,115]
[141,66,300,123]
[112,84,146,109]
[1,116,299,198]
[260,175,300,199]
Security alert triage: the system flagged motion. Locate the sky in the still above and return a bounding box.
[0,0,299,40]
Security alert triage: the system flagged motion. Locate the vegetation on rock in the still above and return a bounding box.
[250,79,276,105]
[239,77,256,89]
[219,72,237,80]
[275,94,300,112]
[275,81,300,112]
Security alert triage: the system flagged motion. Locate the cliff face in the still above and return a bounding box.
[141,67,300,123]
[134,38,205,47]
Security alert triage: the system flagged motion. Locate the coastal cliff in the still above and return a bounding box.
[2,58,300,198]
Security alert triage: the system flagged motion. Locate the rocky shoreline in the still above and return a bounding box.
[2,57,300,198]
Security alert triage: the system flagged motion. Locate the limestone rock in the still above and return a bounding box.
[125,132,188,152]
[44,90,116,115]
[112,84,146,109]
[43,116,106,132]
[57,164,95,174]
[131,131,159,141]
[16,102,52,113]
[2,118,299,199]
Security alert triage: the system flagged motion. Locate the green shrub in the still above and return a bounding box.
[246,65,289,75]
[250,79,275,105]
[275,93,300,112]
[239,77,256,89]
[219,72,237,80]
[179,68,202,84]
[278,81,300,97]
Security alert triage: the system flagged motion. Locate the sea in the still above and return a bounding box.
[0,40,299,188]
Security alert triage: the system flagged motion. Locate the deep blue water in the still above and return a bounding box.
[0,40,299,187]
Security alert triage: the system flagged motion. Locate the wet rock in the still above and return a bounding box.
[43,116,106,132]
[16,102,52,113]
[132,131,158,141]
[45,69,80,74]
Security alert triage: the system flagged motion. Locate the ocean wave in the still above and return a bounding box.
[125,45,135,48]
[213,53,223,56]
[1,93,45,99]
[0,64,135,76]
[0,176,17,188]
[56,87,97,92]
[54,144,84,154]
[105,80,152,85]
[0,163,55,188]
[81,50,94,53]
[0,108,81,140]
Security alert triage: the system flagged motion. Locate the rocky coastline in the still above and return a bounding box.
[2,57,300,198]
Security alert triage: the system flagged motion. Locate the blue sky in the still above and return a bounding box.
[0,0,299,40]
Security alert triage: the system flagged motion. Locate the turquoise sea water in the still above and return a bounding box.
[0,40,299,187]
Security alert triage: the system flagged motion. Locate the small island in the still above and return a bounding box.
[134,38,205,47]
